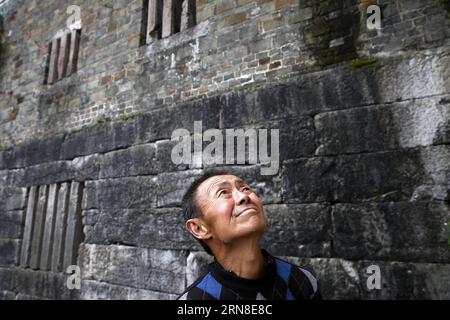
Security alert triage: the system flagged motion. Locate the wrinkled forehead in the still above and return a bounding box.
[197,175,247,198]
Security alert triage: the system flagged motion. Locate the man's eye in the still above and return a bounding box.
[218,190,229,196]
[241,186,251,192]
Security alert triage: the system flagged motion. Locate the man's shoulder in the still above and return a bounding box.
[271,255,321,299]
[177,269,219,300]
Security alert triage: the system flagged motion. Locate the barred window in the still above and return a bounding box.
[19,182,84,272]
[141,0,196,45]
[45,28,81,85]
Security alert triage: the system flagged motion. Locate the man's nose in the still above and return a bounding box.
[234,189,250,206]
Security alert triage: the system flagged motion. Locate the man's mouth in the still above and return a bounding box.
[234,206,258,218]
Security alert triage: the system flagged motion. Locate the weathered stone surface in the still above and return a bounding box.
[186,251,214,287]
[0,153,5,170]
[30,185,49,270]
[0,239,20,267]
[315,96,450,155]
[0,187,27,211]
[61,119,139,160]
[280,257,362,300]
[146,0,163,44]
[20,186,37,268]
[51,182,70,272]
[39,184,58,271]
[286,257,450,299]
[17,155,101,187]
[0,268,14,292]
[2,135,64,169]
[100,143,157,178]
[261,204,331,257]
[155,170,202,207]
[0,211,23,239]
[222,52,450,127]
[136,98,221,145]
[154,139,190,172]
[357,260,450,300]
[1,268,79,300]
[278,117,317,160]
[162,0,176,38]
[420,145,450,186]
[80,244,186,294]
[0,290,16,300]
[83,176,158,209]
[83,207,198,250]
[332,201,450,263]
[63,182,84,270]
[81,280,178,300]
[282,149,427,203]
[216,117,316,162]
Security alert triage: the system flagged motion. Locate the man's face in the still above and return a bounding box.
[194,175,267,245]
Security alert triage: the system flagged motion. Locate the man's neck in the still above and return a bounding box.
[213,240,266,280]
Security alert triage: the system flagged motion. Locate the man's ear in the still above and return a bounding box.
[186,218,211,240]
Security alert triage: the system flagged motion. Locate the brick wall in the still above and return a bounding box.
[0,0,449,299]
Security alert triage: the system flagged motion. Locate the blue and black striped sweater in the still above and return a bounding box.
[178,250,322,300]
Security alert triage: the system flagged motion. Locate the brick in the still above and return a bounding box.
[224,12,247,27]
[275,0,297,10]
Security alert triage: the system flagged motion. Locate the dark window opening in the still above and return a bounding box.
[141,0,196,45]
[45,28,81,85]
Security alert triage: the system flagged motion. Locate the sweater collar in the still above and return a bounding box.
[208,249,276,292]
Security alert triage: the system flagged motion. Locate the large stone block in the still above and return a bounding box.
[282,149,427,203]
[261,204,332,257]
[82,208,197,250]
[136,98,221,144]
[80,279,178,300]
[287,257,450,299]
[79,244,186,294]
[61,118,139,160]
[0,187,27,211]
[99,143,157,179]
[0,211,23,239]
[218,117,316,162]
[0,239,20,267]
[155,170,202,207]
[154,139,190,173]
[0,290,16,300]
[357,260,450,300]
[9,268,79,300]
[19,155,100,186]
[221,83,320,126]
[83,176,158,209]
[332,201,450,263]
[315,96,450,155]
[223,52,450,127]
[3,135,64,169]
[0,267,14,292]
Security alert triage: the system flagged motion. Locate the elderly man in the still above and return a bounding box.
[178,170,322,300]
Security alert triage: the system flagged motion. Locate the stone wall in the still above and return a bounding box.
[0,0,449,299]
